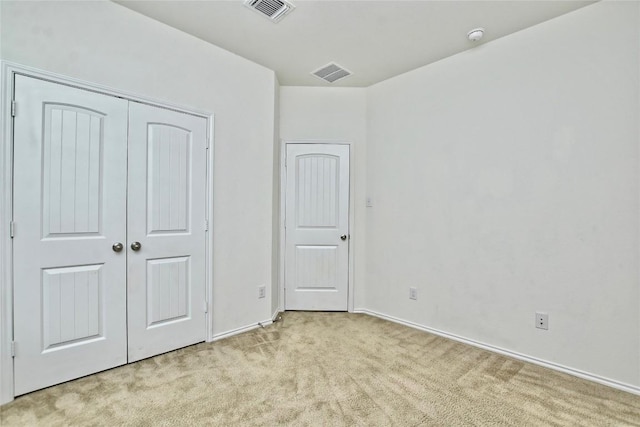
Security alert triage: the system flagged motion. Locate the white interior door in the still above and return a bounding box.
[126,102,208,362]
[285,144,350,311]
[12,75,128,395]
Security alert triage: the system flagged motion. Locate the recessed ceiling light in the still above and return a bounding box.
[467,28,485,42]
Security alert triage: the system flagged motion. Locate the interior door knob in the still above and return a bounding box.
[112,242,124,252]
[340,234,347,241]
[131,241,142,251]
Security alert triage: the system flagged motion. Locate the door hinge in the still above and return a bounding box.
[204,220,209,231]
[10,341,16,358]
[203,301,208,314]
[11,100,16,117]
[9,221,15,238]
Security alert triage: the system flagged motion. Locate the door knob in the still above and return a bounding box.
[131,241,142,251]
[112,242,124,252]
[340,234,347,241]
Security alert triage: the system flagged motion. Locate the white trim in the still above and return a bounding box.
[279,139,356,313]
[357,309,640,397]
[0,61,215,403]
[637,0,640,399]
[212,318,275,342]
[205,118,215,343]
[278,141,286,312]
[0,63,16,406]
[272,308,281,322]
[2,62,212,119]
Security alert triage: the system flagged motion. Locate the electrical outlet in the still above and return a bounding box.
[258,285,266,299]
[535,312,548,330]
[409,287,417,300]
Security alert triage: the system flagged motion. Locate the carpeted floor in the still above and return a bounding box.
[1,311,639,426]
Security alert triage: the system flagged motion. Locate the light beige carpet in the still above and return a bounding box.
[1,312,639,426]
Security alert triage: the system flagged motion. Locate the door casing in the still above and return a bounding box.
[0,61,215,404]
[279,140,356,314]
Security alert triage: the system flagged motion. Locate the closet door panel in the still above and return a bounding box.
[127,102,208,362]
[12,75,128,395]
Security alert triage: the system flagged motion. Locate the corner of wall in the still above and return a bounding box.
[272,74,282,315]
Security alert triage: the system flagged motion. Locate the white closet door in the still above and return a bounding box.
[126,102,208,362]
[285,144,350,311]
[12,75,128,395]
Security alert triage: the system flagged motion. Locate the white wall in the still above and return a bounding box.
[1,0,277,335]
[279,87,367,309]
[366,0,640,387]
[271,78,281,317]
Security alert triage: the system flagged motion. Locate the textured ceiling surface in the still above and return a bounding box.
[116,0,595,86]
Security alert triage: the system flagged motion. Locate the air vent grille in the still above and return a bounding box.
[244,0,295,22]
[312,63,352,84]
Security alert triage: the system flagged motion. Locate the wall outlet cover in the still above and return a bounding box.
[535,312,548,330]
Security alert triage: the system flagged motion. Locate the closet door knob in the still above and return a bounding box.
[112,242,124,252]
[340,234,347,241]
[131,241,142,251]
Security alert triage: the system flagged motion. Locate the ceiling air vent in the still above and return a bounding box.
[244,0,295,22]
[312,63,352,84]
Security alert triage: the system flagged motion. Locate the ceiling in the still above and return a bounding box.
[115,0,596,87]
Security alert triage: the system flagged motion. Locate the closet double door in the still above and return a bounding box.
[12,75,208,395]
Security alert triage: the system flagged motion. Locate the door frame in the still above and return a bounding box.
[279,140,355,313]
[0,61,215,404]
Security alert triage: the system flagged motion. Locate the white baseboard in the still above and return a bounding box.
[359,309,640,396]
[211,317,274,342]
[272,309,281,322]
